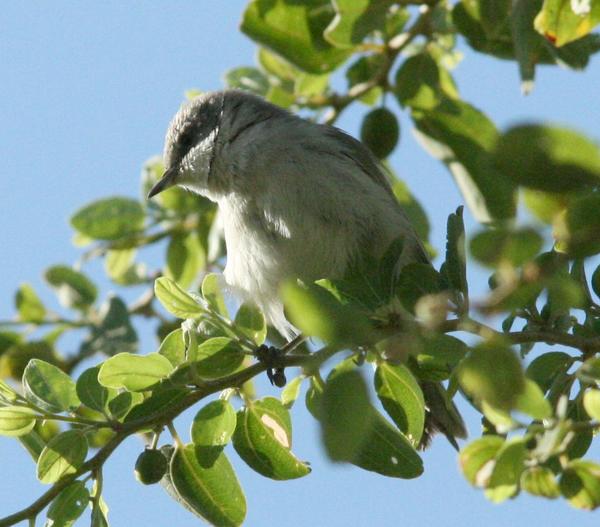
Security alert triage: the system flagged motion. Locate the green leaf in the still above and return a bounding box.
[44,265,97,310]
[395,53,447,110]
[305,376,323,419]
[415,334,468,381]
[37,430,88,484]
[281,376,303,409]
[241,0,351,74]
[583,389,600,420]
[154,276,205,319]
[81,295,138,356]
[104,247,136,283]
[460,435,505,486]
[232,397,310,480]
[395,263,442,313]
[0,406,37,436]
[391,177,431,244]
[345,55,384,105]
[76,366,114,413]
[191,400,237,448]
[577,357,600,383]
[166,232,205,290]
[320,370,372,462]
[224,66,269,95]
[374,363,425,446]
[493,124,600,192]
[158,328,186,367]
[535,0,600,46]
[23,359,80,413]
[526,351,573,392]
[0,379,18,403]
[46,480,90,526]
[484,438,527,503]
[98,352,174,391]
[514,378,552,419]
[107,391,144,421]
[556,194,600,257]
[413,100,516,222]
[443,207,467,298]
[282,281,373,346]
[201,273,228,317]
[560,459,600,510]
[458,342,525,410]
[360,108,400,159]
[170,445,246,527]
[15,283,46,322]
[521,466,560,498]
[470,227,543,267]
[511,0,543,91]
[124,388,186,423]
[70,197,144,241]
[522,189,570,224]
[324,0,392,48]
[193,337,245,379]
[234,303,267,346]
[351,410,423,479]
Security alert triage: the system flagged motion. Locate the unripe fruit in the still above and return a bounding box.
[360,107,400,159]
[134,448,168,485]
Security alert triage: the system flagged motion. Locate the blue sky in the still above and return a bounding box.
[1,2,600,526]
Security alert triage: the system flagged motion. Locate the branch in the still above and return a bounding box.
[443,318,600,353]
[0,345,338,527]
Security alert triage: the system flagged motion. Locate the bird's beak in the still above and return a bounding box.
[147,167,179,199]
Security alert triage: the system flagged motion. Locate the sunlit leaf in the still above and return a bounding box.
[155,277,205,319]
[23,359,80,413]
[0,406,37,437]
[71,197,144,241]
[37,430,88,484]
[375,363,425,446]
[15,283,46,322]
[98,352,174,391]
[232,397,310,480]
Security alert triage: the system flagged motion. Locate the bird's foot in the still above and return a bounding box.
[254,345,287,387]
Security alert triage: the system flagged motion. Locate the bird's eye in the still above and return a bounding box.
[178,127,196,150]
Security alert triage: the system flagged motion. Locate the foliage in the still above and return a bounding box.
[1,1,600,526]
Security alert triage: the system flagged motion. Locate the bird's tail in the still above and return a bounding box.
[418,381,467,451]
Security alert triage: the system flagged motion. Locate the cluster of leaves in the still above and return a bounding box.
[2,0,600,526]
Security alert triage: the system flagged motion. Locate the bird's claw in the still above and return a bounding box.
[255,345,287,387]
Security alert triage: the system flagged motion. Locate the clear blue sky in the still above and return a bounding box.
[1,2,599,526]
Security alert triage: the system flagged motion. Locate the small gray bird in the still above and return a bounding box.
[148,90,466,448]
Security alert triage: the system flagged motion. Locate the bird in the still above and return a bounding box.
[148,89,466,449]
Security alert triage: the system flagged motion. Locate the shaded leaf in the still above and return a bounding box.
[166,232,204,290]
[76,366,114,413]
[44,265,97,310]
[15,283,46,322]
[320,370,372,462]
[234,303,267,346]
[457,342,525,409]
[470,227,543,267]
[324,0,392,48]
[46,480,89,526]
[170,445,246,527]
[413,100,516,222]
[493,124,600,192]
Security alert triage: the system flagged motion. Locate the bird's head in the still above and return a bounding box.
[148,91,224,200]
